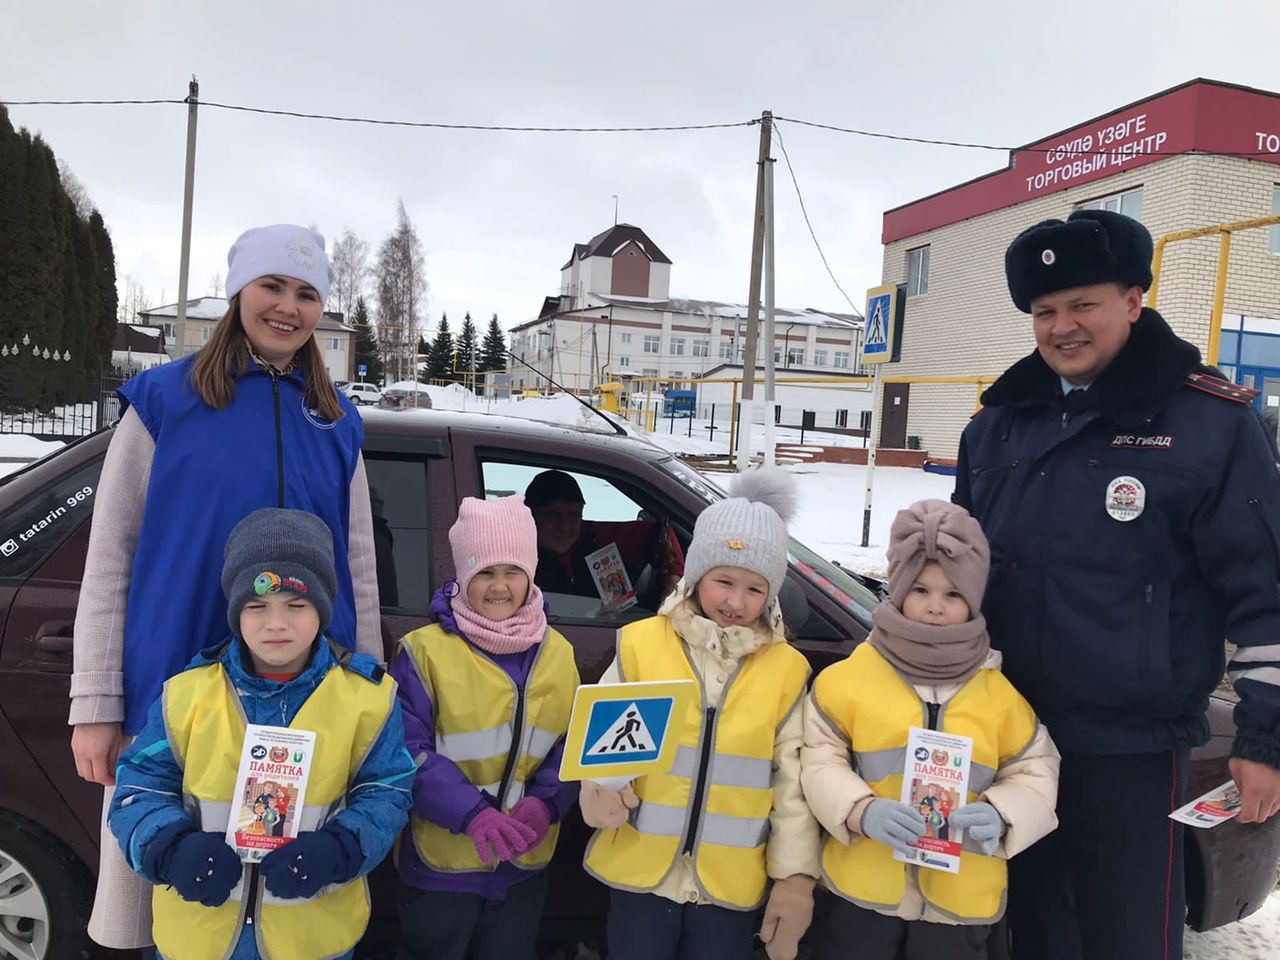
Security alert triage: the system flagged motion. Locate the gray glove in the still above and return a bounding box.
[860,799,926,854]
[948,802,1004,856]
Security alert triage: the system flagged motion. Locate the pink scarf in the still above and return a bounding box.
[450,583,549,656]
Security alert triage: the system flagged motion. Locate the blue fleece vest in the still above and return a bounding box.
[117,354,363,734]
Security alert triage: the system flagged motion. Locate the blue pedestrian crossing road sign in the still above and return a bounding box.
[559,680,695,781]
[862,284,900,365]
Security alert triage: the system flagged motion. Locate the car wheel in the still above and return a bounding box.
[0,811,94,960]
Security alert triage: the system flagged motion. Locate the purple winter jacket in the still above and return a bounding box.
[391,584,578,898]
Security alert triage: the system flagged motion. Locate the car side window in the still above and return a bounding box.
[364,454,431,612]
[0,458,103,579]
[479,460,679,624]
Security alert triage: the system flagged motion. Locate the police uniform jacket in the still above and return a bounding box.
[955,308,1280,765]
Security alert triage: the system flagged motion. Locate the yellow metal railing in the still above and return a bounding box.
[1148,213,1280,367]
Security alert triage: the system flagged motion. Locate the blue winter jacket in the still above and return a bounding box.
[955,309,1280,762]
[116,353,364,734]
[109,637,415,960]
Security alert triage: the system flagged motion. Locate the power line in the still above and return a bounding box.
[771,123,861,317]
[6,97,1278,158]
[2,98,185,107]
[1,97,754,133]
[774,114,1280,159]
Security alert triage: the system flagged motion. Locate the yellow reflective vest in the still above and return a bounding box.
[152,648,398,960]
[398,623,578,872]
[584,616,810,910]
[812,642,1038,922]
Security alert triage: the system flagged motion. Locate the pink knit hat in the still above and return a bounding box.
[886,499,990,616]
[449,495,539,596]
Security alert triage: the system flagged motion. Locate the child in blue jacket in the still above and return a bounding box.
[109,508,414,960]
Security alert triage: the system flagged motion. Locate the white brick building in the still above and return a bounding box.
[878,79,1280,459]
[510,224,867,413]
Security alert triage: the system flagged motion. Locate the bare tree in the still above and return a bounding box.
[330,229,370,318]
[208,271,224,297]
[374,202,427,384]
[58,159,94,220]
[117,275,153,324]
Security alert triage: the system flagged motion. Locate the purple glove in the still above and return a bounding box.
[465,807,538,863]
[508,797,552,847]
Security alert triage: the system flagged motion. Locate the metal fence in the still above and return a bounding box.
[0,366,137,441]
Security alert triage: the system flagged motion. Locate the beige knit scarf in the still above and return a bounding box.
[869,601,990,686]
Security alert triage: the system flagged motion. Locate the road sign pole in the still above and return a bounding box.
[859,283,899,549]
[861,364,882,548]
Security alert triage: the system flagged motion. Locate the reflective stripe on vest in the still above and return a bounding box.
[584,616,810,910]
[152,655,396,960]
[399,623,578,874]
[813,643,1038,922]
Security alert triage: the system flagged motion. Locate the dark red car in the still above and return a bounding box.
[1,407,1276,959]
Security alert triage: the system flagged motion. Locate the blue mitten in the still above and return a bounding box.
[860,798,926,854]
[146,826,242,907]
[948,802,1005,855]
[260,824,362,899]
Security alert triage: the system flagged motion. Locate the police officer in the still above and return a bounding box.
[954,209,1280,960]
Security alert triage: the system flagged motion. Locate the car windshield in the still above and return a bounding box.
[657,456,879,628]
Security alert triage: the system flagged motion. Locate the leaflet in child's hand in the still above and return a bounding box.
[894,727,973,874]
[1169,780,1241,828]
[585,542,637,611]
[226,725,316,862]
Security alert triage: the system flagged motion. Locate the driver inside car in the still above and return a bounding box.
[524,470,684,609]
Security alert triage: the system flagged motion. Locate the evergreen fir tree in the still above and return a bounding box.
[426,313,455,382]
[350,297,385,384]
[456,312,479,387]
[480,313,507,372]
[0,112,118,411]
[89,212,119,365]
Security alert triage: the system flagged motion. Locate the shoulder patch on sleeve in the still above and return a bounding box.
[1184,371,1259,404]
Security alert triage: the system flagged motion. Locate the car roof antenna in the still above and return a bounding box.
[504,349,627,437]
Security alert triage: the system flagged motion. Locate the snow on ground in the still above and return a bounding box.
[1185,891,1280,959]
[0,434,65,477]
[776,462,954,579]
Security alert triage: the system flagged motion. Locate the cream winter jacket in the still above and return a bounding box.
[801,648,1060,924]
[594,580,821,906]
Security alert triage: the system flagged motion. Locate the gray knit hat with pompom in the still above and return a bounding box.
[684,468,796,600]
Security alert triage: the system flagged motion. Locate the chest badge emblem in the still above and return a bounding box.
[1105,475,1146,522]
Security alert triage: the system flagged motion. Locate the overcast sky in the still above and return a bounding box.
[6,0,1279,333]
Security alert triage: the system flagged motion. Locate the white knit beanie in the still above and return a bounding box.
[684,468,796,600]
[225,224,333,303]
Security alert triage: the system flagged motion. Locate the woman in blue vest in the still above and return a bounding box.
[69,224,382,951]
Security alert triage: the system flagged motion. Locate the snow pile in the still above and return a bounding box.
[0,434,66,477]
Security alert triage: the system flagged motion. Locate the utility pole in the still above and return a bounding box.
[737,109,772,470]
[175,77,199,332]
[762,147,777,467]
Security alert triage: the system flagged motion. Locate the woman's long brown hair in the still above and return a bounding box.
[189,297,346,421]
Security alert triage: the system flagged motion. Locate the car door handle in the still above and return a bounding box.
[35,622,75,657]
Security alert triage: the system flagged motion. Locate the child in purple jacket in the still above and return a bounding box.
[390,495,580,960]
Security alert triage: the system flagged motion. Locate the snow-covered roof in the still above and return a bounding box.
[515,294,862,333]
[140,297,352,332]
[141,297,229,320]
[127,324,161,339]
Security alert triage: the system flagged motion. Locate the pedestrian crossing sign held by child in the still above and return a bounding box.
[560,679,695,781]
